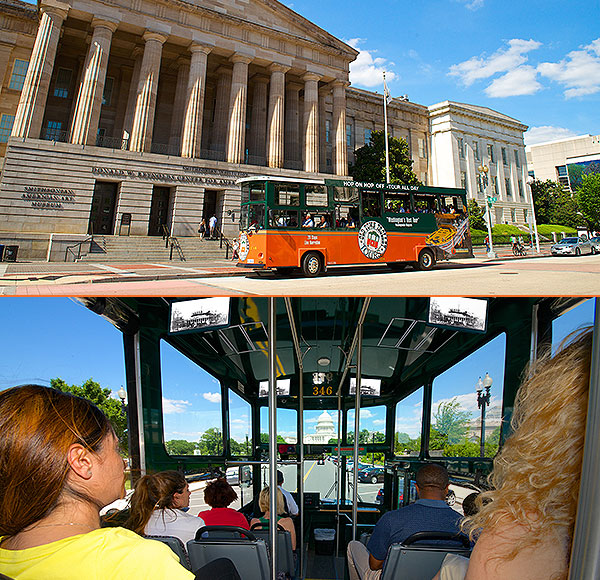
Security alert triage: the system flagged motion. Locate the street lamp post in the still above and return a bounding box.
[477,165,496,257]
[117,386,131,475]
[476,373,492,458]
[526,176,541,253]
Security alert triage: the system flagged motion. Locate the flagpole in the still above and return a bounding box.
[383,72,391,184]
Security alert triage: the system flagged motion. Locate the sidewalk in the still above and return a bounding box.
[0,244,552,290]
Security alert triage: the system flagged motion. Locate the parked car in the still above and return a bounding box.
[358,467,385,484]
[551,236,593,256]
[590,236,600,254]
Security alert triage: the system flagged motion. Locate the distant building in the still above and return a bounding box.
[429,101,531,227]
[526,134,600,191]
[304,410,336,444]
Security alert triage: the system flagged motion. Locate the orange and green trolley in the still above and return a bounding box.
[236,176,472,276]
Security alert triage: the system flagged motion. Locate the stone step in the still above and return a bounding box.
[77,236,232,262]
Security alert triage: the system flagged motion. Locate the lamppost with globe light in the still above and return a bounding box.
[477,165,496,257]
[526,176,541,253]
[117,386,131,471]
[476,373,493,458]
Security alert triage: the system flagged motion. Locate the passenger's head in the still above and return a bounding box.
[464,327,593,561]
[204,477,238,508]
[258,486,285,515]
[277,470,284,486]
[125,470,189,535]
[415,463,449,500]
[0,384,121,538]
[462,492,480,517]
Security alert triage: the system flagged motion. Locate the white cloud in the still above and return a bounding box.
[457,0,484,9]
[538,38,600,98]
[203,392,221,404]
[372,419,385,426]
[449,39,542,87]
[525,126,579,146]
[485,65,542,97]
[346,38,396,89]
[162,398,192,414]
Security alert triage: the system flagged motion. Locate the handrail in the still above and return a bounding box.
[214,227,237,260]
[160,224,186,261]
[64,234,95,262]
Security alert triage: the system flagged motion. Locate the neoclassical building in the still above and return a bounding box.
[0,0,529,259]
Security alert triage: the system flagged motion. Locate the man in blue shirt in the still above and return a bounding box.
[347,464,461,580]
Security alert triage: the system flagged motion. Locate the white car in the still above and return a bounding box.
[590,236,600,254]
[551,237,593,256]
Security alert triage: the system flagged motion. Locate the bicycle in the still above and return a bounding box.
[512,243,527,256]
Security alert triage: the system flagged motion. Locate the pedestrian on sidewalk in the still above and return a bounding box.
[198,219,206,239]
[484,235,490,254]
[209,215,218,239]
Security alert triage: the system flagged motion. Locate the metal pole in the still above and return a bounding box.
[479,401,485,459]
[527,178,541,254]
[352,322,364,541]
[267,298,278,580]
[283,298,305,577]
[383,73,391,184]
[569,299,600,579]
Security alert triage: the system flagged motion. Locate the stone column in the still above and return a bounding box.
[266,63,289,169]
[332,80,348,176]
[318,88,328,172]
[210,67,232,157]
[11,2,69,139]
[129,30,167,153]
[180,43,211,158]
[284,81,301,168]
[0,42,15,94]
[121,47,142,145]
[302,72,321,173]
[168,56,189,153]
[70,18,118,145]
[248,75,268,165]
[226,53,252,164]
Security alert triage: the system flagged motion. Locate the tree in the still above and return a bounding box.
[529,179,557,224]
[350,130,421,185]
[551,188,579,228]
[259,433,287,444]
[577,173,600,230]
[165,439,197,455]
[51,378,127,452]
[432,399,471,445]
[467,199,486,231]
[198,427,223,455]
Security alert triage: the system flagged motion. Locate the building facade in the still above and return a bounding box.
[429,101,531,227]
[0,0,530,259]
[526,134,600,191]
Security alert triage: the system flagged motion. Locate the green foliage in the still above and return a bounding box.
[442,441,481,457]
[165,439,197,455]
[428,428,449,450]
[529,179,580,227]
[198,427,223,455]
[259,432,287,444]
[529,179,555,224]
[51,378,127,453]
[467,200,486,231]
[491,224,526,235]
[552,188,579,228]
[350,130,421,185]
[348,429,383,444]
[432,399,471,445]
[576,173,600,229]
[536,223,577,235]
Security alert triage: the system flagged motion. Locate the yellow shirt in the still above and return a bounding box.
[0,527,195,579]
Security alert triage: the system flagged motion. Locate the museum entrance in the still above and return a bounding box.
[202,189,218,224]
[148,186,171,236]
[88,181,118,235]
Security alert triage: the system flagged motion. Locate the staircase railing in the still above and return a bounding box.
[160,224,186,261]
[214,227,238,260]
[64,234,105,262]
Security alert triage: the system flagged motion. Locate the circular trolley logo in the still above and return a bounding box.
[358,221,388,260]
[238,232,250,260]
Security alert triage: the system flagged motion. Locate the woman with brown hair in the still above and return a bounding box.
[0,384,195,579]
[197,478,249,529]
[124,470,206,544]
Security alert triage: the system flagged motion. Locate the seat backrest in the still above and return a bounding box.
[144,535,192,570]
[381,534,471,580]
[250,528,295,577]
[187,526,270,580]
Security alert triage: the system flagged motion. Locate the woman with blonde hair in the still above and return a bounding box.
[124,470,205,544]
[0,385,195,579]
[250,486,296,550]
[435,327,593,580]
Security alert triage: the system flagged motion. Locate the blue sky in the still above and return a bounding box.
[19,0,598,145]
[0,298,594,445]
[286,0,599,146]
